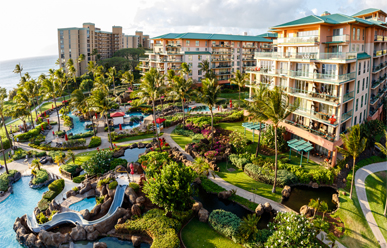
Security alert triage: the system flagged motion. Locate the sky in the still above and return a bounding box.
[1,0,387,62]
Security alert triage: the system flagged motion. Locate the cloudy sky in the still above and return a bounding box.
[0,0,387,61]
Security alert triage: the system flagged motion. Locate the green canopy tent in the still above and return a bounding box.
[242,122,265,142]
[287,139,314,167]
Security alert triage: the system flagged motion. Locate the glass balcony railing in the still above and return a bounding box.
[290,105,338,126]
[242,57,255,60]
[254,52,357,60]
[341,109,353,123]
[211,57,231,62]
[375,35,384,41]
[288,87,340,104]
[343,91,354,102]
[374,50,383,56]
[284,120,336,142]
[325,35,350,43]
[260,44,272,49]
[277,36,319,44]
[287,70,356,83]
[212,51,232,55]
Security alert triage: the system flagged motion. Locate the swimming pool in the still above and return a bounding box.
[124,112,147,118]
[0,177,47,247]
[69,197,96,212]
[185,106,217,112]
[67,112,92,135]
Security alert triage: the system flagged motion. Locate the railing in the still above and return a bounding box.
[211,57,231,62]
[243,44,257,48]
[162,50,184,55]
[385,36,387,41]
[154,43,163,47]
[166,44,181,47]
[169,66,181,70]
[139,57,149,61]
[254,52,357,60]
[212,44,231,48]
[375,35,384,41]
[370,96,380,105]
[343,91,354,102]
[167,59,183,62]
[288,87,339,103]
[341,110,353,122]
[372,80,382,89]
[212,51,232,55]
[242,64,256,67]
[212,64,232,68]
[325,35,350,43]
[290,105,338,126]
[260,44,272,49]
[284,120,336,142]
[277,36,319,44]
[242,57,255,60]
[384,50,387,55]
[374,50,383,56]
[288,70,356,83]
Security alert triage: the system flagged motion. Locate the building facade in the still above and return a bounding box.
[246,8,387,166]
[140,32,272,84]
[58,23,150,76]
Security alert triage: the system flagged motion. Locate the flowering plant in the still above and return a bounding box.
[204,150,218,160]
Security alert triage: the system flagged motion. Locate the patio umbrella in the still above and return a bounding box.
[47,119,50,125]
[65,134,68,141]
[155,118,166,124]
[217,106,219,111]
[95,113,98,119]
[51,104,53,109]
[119,124,122,130]
[230,99,232,109]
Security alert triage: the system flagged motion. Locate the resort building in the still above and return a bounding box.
[140,32,273,84]
[246,8,387,166]
[57,23,151,76]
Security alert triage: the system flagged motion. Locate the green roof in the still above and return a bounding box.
[257,32,278,38]
[83,23,95,26]
[352,8,384,17]
[151,32,272,42]
[184,51,211,55]
[357,53,371,60]
[112,26,122,28]
[58,28,88,31]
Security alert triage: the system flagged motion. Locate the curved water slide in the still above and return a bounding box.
[26,184,127,233]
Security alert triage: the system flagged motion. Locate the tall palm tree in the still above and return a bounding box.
[253,86,298,193]
[23,80,40,118]
[336,124,367,199]
[106,67,117,96]
[9,106,30,132]
[230,70,247,100]
[87,61,98,78]
[180,62,191,80]
[41,79,62,131]
[137,68,165,150]
[71,89,96,136]
[13,63,23,78]
[121,70,135,89]
[31,159,41,171]
[66,59,76,94]
[170,75,194,127]
[375,130,387,156]
[192,157,215,178]
[77,54,85,76]
[14,90,34,128]
[54,68,67,101]
[198,60,211,76]
[197,78,221,147]
[89,89,115,148]
[0,88,13,150]
[94,76,109,93]
[245,83,268,156]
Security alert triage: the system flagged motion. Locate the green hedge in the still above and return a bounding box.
[110,158,128,170]
[129,182,140,193]
[73,174,86,183]
[244,164,297,187]
[69,131,94,139]
[29,143,87,151]
[0,170,18,191]
[15,123,48,141]
[88,136,101,148]
[229,154,250,170]
[208,209,241,242]
[32,169,49,185]
[108,181,118,189]
[38,179,65,211]
[60,163,80,175]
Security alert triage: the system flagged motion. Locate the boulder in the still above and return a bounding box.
[80,209,91,220]
[66,190,77,198]
[49,200,60,213]
[192,201,203,212]
[107,188,116,198]
[115,165,127,173]
[136,196,146,205]
[255,204,264,216]
[132,162,143,174]
[70,225,87,241]
[131,204,141,216]
[281,185,292,199]
[79,182,92,195]
[100,197,113,215]
[93,208,129,234]
[87,230,100,241]
[300,205,314,217]
[84,225,95,233]
[132,236,142,246]
[218,190,232,199]
[332,194,339,205]
[38,230,71,247]
[125,187,137,204]
[93,242,108,248]
[263,202,272,213]
[193,177,202,185]
[312,183,319,189]
[25,233,37,247]
[90,204,101,217]
[198,208,209,222]
[138,142,145,148]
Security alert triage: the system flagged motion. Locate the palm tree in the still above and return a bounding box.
[336,124,367,199]
[55,155,66,167]
[13,63,23,78]
[230,70,247,100]
[308,198,320,219]
[245,83,268,156]
[89,89,115,149]
[23,80,40,118]
[375,130,387,216]
[94,76,109,93]
[0,88,13,150]
[54,68,67,101]
[71,89,96,136]
[170,75,194,128]
[77,54,85,76]
[197,78,221,147]
[14,90,34,128]
[198,60,211,76]
[239,214,261,241]
[121,70,135,89]
[192,157,215,178]
[67,150,76,164]
[31,159,41,171]
[9,106,30,132]
[180,62,191,80]
[87,61,98,78]
[320,201,329,219]
[253,87,298,193]
[137,68,165,150]
[41,79,62,131]
[106,67,118,96]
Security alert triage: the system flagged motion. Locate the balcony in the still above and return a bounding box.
[242,44,257,48]
[211,57,231,62]
[212,64,232,69]
[242,63,256,67]
[277,36,319,44]
[212,44,231,48]
[288,70,356,83]
[215,71,232,76]
[385,36,387,42]
[212,51,232,55]
[169,66,181,70]
[343,91,354,102]
[288,87,340,105]
[291,105,338,126]
[325,35,350,43]
[139,57,149,62]
[254,52,357,61]
[154,43,163,47]
[284,120,336,142]
[260,44,272,49]
[375,35,384,41]
[242,51,255,55]
[166,44,181,47]
[161,50,184,55]
[242,57,255,61]
[341,109,353,123]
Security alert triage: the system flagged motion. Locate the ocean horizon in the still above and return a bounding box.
[0,55,59,93]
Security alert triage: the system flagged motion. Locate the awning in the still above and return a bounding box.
[110,112,125,117]
[287,139,314,166]
[242,122,265,142]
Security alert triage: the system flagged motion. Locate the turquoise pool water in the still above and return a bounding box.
[67,112,92,135]
[0,177,47,247]
[124,112,146,118]
[69,197,96,212]
[185,106,217,112]
[74,237,150,247]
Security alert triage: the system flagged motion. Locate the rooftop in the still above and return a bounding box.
[151,32,273,42]
[352,8,387,17]
[256,32,278,38]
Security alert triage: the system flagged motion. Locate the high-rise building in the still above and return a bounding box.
[57,23,150,76]
[140,32,273,84]
[246,8,387,166]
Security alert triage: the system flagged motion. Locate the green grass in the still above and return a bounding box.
[65,150,98,166]
[113,133,161,143]
[331,188,379,248]
[365,171,387,242]
[216,161,282,202]
[170,133,192,149]
[182,218,241,248]
[219,92,248,100]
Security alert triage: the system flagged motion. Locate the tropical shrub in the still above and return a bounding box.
[263,125,288,152]
[108,180,118,189]
[191,133,204,143]
[229,130,249,154]
[223,111,244,122]
[69,131,94,139]
[208,209,241,242]
[37,212,48,224]
[129,182,140,192]
[244,164,297,186]
[110,158,128,170]
[229,154,250,170]
[72,174,86,183]
[60,163,80,175]
[81,149,114,176]
[32,169,49,185]
[139,151,170,178]
[48,151,65,158]
[15,123,48,141]
[88,136,101,148]
[0,170,18,191]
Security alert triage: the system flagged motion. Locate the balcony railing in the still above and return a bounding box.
[284,120,336,142]
[212,51,232,55]
[341,109,353,123]
[290,105,338,126]
[260,44,272,49]
[288,70,356,83]
[242,57,255,60]
[375,35,384,41]
[385,36,387,41]
[254,52,357,60]
[212,64,232,68]
[325,35,350,43]
[277,36,319,44]
[211,57,231,62]
[343,91,354,102]
[243,44,257,48]
[374,50,383,57]
[166,44,181,47]
[162,50,184,55]
[212,44,231,48]
[288,87,340,104]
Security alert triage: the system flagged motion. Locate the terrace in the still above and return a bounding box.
[276,36,319,44]
[287,87,340,106]
[290,104,339,127]
[324,35,350,44]
[254,52,357,61]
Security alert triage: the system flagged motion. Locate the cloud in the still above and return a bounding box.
[359,0,387,9]
[133,0,311,37]
[312,8,318,15]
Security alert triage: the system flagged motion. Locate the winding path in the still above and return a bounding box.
[355,162,387,248]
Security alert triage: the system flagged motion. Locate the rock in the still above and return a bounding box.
[218,190,232,199]
[25,233,37,247]
[107,188,116,197]
[263,202,272,213]
[70,225,87,241]
[132,236,142,246]
[255,204,264,216]
[132,162,143,174]
[136,196,146,205]
[115,165,127,173]
[193,177,202,184]
[87,230,100,241]
[300,205,314,217]
[332,194,339,205]
[192,201,203,212]
[49,200,60,213]
[312,183,319,189]
[80,209,91,220]
[131,143,138,148]
[125,186,137,204]
[84,225,95,233]
[198,208,209,222]
[281,186,292,199]
[79,182,92,194]
[38,230,71,247]
[100,197,113,215]
[66,190,76,198]
[131,204,141,216]
[138,142,145,148]
[90,204,101,217]
[93,208,129,234]
[93,242,108,248]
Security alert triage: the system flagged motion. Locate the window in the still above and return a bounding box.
[363,63,366,73]
[60,40,63,44]
[188,55,192,61]
[295,80,309,93]
[353,28,356,40]
[186,40,190,45]
[60,44,64,49]
[186,47,190,51]
[297,30,318,37]
[352,44,356,52]
[364,110,366,120]
[356,44,360,52]
[322,64,337,77]
[237,55,240,60]
[205,41,207,46]
[359,113,362,123]
[354,116,357,125]
[367,61,369,72]
[196,41,199,46]
[333,28,343,36]
[365,93,367,102]
[358,63,361,75]
[237,42,240,47]
[357,81,360,93]
[356,99,358,111]
[362,79,365,91]
[361,95,364,107]
[357,28,360,40]
[237,61,240,66]
[297,63,310,77]
[231,42,234,47]
[205,48,207,51]
[298,47,318,53]
[212,41,215,46]
[198,55,202,60]
[363,29,365,40]
[196,48,199,51]
[188,63,192,68]
[362,44,364,52]
[232,62,234,66]
[198,70,202,75]
[366,77,368,88]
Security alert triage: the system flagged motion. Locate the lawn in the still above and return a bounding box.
[365,171,387,242]
[113,132,161,143]
[65,150,98,165]
[219,92,248,100]
[331,188,380,248]
[182,218,241,248]
[170,133,192,149]
[216,161,282,202]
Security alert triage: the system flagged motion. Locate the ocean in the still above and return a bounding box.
[0,55,59,93]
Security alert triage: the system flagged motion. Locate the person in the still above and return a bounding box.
[16,137,19,145]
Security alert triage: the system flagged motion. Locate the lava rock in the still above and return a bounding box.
[93,242,108,248]
[263,202,272,213]
[80,209,91,220]
[192,201,203,212]
[132,236,142,246]
[255,204,264,216]
[70,225,87,241]
[198,208,209,222]
[131,204,141,216]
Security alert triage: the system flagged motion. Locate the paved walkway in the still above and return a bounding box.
[355,162,387,248]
